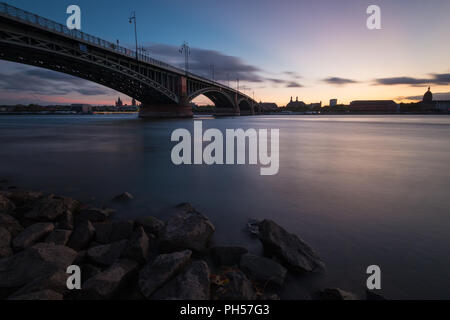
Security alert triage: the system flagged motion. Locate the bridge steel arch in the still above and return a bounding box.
[0,2,256,118]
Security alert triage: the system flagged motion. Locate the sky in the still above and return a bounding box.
[0,0,449,106]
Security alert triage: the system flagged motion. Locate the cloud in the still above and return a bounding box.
[323,77,358,85]
[283,71,302,79]
[374,73,450,86]
[286,81,303,88]
[143,43,264,82]
[0,66,114,97]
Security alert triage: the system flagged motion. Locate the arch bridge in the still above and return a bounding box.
[0,2,256,117]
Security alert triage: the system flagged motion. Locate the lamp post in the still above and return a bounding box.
[179,42,191,75]
[129,11,138,60]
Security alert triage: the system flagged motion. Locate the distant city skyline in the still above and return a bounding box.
[0,0,449,106]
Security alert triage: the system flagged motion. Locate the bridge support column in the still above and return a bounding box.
[139,104,193,118]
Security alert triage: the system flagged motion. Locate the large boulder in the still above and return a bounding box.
[139,250,192,298]
[152,261,210,300]
[0,243,77,289]
[77,208,115,223]
[87,240,128,266]
[67,220,95,251]
[159,207,215,252]
[25,196,79,222]
[12,223,54,250]
[210,246,248,266]
[213,270,256,300]
[94,221,134,244]
[5,190,43,208]
[239,253,287,287]
[45,229,72,246]
[136,216,165,236]
[258,220,324,273]
[122,226,150,263]
[78,259,139,300]
[113,192,134,202]
[0,213,23,237]
[8,270,69,298]
[9,289,63,300]
[0,195,15,214]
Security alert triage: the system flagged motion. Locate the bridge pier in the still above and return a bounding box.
[139,104,193,118]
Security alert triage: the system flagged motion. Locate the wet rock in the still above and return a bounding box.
[139,250,192,298]
[0,213,23,237]
[87,240,129,266]
[78,208,115,223]
[136,216,165,236]
[13,223,54,250]
[213,270,256,300]
[9,270,69,298]
[67,220,95,251]
[57,210,74,230]
[45,229,72,246]
[25,196,79,222]
[0,195,16,214]
[366,290,386,300]
[94,220,134,244]
[239,253,287,287]
[258,220,325,273]
[79,259,139,300]
[113,192,134,202]
[0,243,77,289]
[122,226,149,263]
[9,289,63,300]
[210,246,248,266]
[159,208,215,252]
[317,288,358,300]
[152,261,210,300]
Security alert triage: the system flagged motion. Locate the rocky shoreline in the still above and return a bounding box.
[0,185,384,300]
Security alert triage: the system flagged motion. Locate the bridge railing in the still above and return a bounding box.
[0,2,253,100]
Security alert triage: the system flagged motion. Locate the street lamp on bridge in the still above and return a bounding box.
[129,11,138,61]
[179,42,191,75]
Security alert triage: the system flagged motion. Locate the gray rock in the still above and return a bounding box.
[317,288,358,300]
[9,270,69,298]
[5,190,43,207]
[67,220,95,250]
[239,253,287,287]
[210,246,248,266]
[79,259,139,300]
[258,220,325,273]
[81,264,102,284]
[113,192,134,202]
[0,227,12,259]
[9,289,63,300]
[0,243,77,289]
[13,223,54,250]
[87,240,128,266]
[0,213,23,237]
[136,216,165,236]
[25,196,79,222]
[159,209,215,252]
[0,195,15,214]
[57,210,74,230]
[94,221,134,244]
[213,270,256,300]
[45,229,72,246]
[78,208,115,222]
[152,261,210,300]
[122,226,149,263]
[139,250,192,298]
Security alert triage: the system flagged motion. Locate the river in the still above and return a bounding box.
[1,114,449,299]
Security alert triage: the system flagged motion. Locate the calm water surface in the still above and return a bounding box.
[1,114,449,299]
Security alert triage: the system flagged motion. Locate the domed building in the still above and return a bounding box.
[423,87,433,103]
